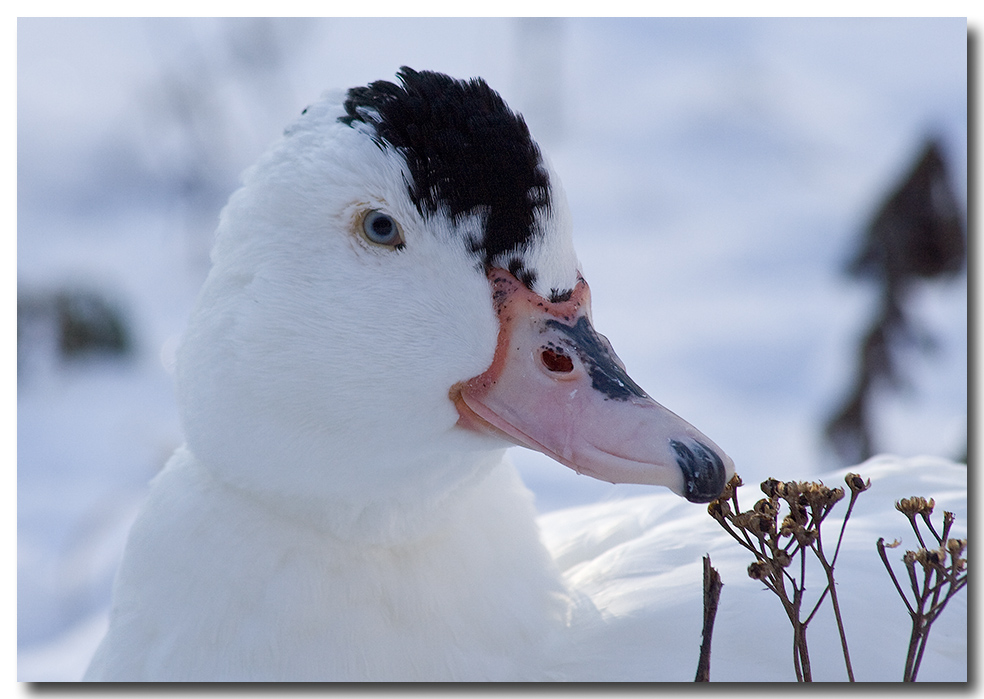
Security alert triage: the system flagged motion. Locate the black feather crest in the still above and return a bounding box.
[340,67,551,267]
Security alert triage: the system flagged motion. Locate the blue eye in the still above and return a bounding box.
[361,210,404,248]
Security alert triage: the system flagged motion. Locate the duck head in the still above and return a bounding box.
[176,67,733,538]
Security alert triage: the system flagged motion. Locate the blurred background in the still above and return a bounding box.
[17,18,967,679]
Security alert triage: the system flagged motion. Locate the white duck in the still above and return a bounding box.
[84,66,737,681]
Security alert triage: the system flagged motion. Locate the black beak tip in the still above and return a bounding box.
[671,439,729,504]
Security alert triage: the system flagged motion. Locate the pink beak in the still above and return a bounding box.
[453,268,734,503]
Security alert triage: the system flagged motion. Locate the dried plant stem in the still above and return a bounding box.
[811,491,861,681]
[905,615,927,681]
[695,555,722,682]
[878,500,967,682]
[877,539,914,614]
[707,473,870,682]
[903,568,965,681]
[785,588,810,682]
[904,565,937,681]
[794,616,810,682]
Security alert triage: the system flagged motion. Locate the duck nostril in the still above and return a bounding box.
[541,348,574,373]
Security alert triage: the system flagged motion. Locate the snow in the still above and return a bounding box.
[16,18,967,682]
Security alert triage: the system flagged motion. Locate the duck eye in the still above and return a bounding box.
[361,210,404,248]
[541,347,574,374]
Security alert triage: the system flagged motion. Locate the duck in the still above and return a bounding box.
[83,65,749,681]
[85,67,734,681]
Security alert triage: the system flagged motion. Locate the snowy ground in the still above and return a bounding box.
[16,18,967,681]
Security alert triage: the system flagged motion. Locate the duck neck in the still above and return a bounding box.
[193,438,519,547]
[156,446,575,679]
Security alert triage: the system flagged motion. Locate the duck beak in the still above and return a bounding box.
[452,268,734,503]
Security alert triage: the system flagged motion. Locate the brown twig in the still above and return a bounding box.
[695,555,723,682]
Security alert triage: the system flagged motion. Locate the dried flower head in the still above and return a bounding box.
[794,528,817,547]
[788,504,809,527]
[780,515,803,538]
[897,497,935,517]
[718,473,742,501]
[845,472,871,494]
[751,513,776,538]
[799,482,817,506]
[947,540,968,571]
[777,480,800,501]
[946,538,967,557]
[912,548,947,572]
[731,511,753,530]
[707,499,731,522]
[748,560,771,581]
[773,549,792,568]
[804,483,841,510]
[753,497,779,518]
[761,477,782,499]
[730,509,774,540]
